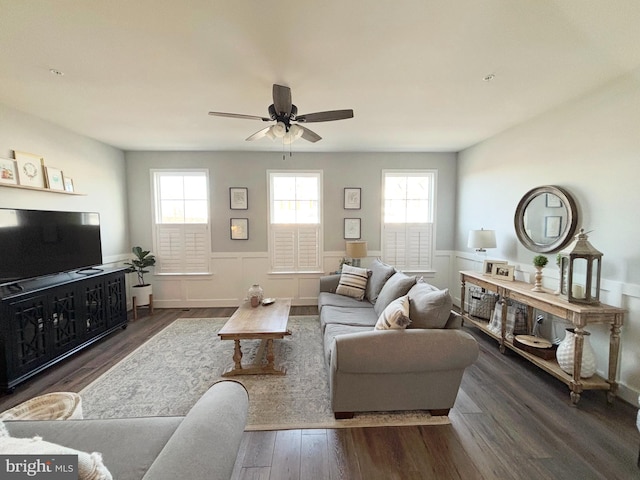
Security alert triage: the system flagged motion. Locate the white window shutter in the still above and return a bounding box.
[383,223,433,270]
[271,225,296,271]
[270,224,320,272]
[297,226,320,270]
[155,224,210,274]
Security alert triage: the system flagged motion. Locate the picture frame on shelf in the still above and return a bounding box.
[343,187,361,210]
[344,218,361,239]
[14,151,45,188]
[64,177,75,192]
[491,264,515,281]
[0,157,18,185]
[229,187,248,210]
[45,166,65,191]
[483,259,507,276]
[230,218,249,240]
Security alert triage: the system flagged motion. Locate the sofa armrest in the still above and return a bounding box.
[320,274,342,293]
[142,380,248,480]
[331,329,479,375]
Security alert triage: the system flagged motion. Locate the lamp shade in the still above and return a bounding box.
[346,241,368,259]
[467,229,496,250]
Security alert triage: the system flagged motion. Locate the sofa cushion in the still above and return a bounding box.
[375,295,411,330]
[335,265,369,300]
[0,434,113,480]
[407,283,453,329]
[323,323,373,365]
[365,259,396,304]
[373,271,416,316]
[320,305,378,332]
[318,292,373,312]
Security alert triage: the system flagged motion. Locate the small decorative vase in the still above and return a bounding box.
[532,266,544,292]
[248,284,264,308]
[556,328,597,378]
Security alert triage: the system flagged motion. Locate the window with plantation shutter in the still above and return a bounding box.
[268,171,323,273]
[152,170,211,274]
[382,171,436,271]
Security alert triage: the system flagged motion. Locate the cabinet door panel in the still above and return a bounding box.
[83,280,106,336]
[49,289,81,355]
[8,295,49,376]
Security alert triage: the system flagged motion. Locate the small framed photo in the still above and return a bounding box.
[483,259,507,276]
[45,166,65,191]
[14,151,45,188]
[344,218,361,239]
[0,157,18,185]
[344,187,361,210]
[230,218,249,240]
[64,177,75,192]
[230,187,248,210]
[545,216,562,238]
[546,193,562,208]
[491,264,515,281]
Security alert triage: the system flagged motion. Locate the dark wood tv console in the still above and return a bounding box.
[0,268,127,392]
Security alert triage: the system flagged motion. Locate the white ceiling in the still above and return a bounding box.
[1,0,640,153]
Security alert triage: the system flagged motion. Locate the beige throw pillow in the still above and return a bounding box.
[375,295,411,330]
[336,265,369,300]
[0,435,112,480]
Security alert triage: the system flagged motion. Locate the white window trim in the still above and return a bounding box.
[267,170,324,274]
[151,169,212,275]
[381,169,437,272]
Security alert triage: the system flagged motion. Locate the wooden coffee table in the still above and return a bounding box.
[218,298,291,376]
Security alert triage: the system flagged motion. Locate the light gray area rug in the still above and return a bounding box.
[80,316,449,430]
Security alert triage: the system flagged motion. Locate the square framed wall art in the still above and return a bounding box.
[0,157,18,185]
[230,187,248,210]
[230,218,249,240]
[14,151,45,188]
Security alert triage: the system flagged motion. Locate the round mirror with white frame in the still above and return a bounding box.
[514,185,578,253]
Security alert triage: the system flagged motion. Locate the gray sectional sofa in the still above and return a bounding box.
[319,259,479,418]
[2,380,248,480]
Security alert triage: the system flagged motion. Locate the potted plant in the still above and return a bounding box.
[532,255,548,292]
[124,246,156,307]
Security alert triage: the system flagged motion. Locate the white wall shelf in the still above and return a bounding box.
[0,183,85,196]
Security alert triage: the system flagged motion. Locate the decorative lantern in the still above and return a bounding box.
[558,229,602,304]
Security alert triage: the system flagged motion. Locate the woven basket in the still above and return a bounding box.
[0,392,83,421]
[467,287,499,320]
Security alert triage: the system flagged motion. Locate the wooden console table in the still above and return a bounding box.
[460,270,624,405]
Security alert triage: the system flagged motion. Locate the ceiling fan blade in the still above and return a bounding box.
[299,126,322,143]
[272,84,292,116]
[295,109,354,123]
[208,111,270,122]
[245,126,272,141]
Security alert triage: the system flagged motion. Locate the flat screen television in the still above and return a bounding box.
[0,208,103,286]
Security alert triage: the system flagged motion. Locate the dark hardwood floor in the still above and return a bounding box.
[0,307,637,479]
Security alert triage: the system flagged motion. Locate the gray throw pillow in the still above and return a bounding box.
[373,271,416,316]
[365,258,396,304]
[407,283,453,329]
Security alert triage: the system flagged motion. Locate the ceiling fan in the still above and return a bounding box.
[208,84,354,144]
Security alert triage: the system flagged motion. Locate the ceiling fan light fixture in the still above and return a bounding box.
[282,124,304,144]
[272,121,286,138]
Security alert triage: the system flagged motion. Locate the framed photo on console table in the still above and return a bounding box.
[491,264,515,281]
[483,259,507,276]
